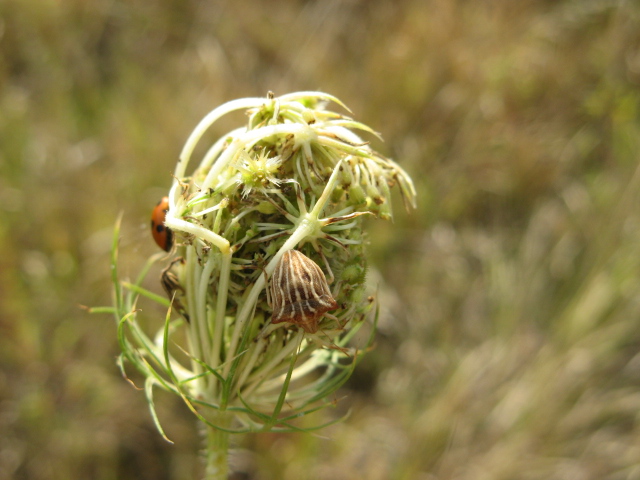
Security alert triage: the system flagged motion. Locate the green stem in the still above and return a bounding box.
[203,413,231,480]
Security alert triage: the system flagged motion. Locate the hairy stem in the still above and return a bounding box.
[203,413,232,480]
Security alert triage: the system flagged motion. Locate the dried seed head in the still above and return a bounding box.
[270,250,338,334]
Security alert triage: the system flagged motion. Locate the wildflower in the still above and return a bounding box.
[111,91,416,478]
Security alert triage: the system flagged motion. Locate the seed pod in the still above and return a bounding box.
[270,250,338,334]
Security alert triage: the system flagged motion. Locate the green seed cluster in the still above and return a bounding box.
[167,92,415,339]
[116,92,415,434]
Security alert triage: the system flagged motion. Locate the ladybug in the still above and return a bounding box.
[151,196,173,251]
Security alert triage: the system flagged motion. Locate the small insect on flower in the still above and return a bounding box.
[270,250,339,334]
[151,196,173,251]
[159,257,190,323]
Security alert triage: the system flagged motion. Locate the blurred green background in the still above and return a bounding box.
[2,1,640,479]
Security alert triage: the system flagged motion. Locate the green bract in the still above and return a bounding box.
[112,91,416,439]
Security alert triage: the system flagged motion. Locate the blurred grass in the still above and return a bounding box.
[1,0,640,479]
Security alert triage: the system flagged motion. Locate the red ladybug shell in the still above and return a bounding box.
[151,196,173,251]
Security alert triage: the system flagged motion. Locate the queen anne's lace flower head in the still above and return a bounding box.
[113,91,416,436]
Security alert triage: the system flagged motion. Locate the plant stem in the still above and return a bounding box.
[203,413,231,480]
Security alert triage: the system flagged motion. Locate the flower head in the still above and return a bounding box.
[112,91,416,436]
